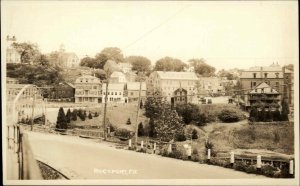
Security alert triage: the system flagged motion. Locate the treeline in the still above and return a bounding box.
[56,107,99,129]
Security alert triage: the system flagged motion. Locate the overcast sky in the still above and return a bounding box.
[2,1,298,71]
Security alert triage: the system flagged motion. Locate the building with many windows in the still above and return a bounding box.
[74,75,102,103]
[125,82,147,102]
[243,82,281,111]
[102,83,127,103]
[6,35,21,64]
[147,71,199,104]
[240,63,284,95]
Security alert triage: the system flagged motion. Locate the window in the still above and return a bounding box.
[255,89,257,92]
[252,82,256,87]
[108,92,110,95]
[94,86,97,89]
[119,92,122,95]
[103,92,106,95]
[264,73,268,78]
[253,73,257,78]
[275,73,279,78]
[131,92,134,96]
[275,82,279,88]
[115,92,117,95]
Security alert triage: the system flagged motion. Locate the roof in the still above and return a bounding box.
[127,82,146,91]
[75,75,101,83]
[102,83,125,91]
[111,71,126,78]
[249,82,279,94]
[155,71,198,80]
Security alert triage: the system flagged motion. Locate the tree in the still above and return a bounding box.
[148,118,157,138]
[138,122,144,137]
[71,109,77,121]
[144,91,164,119]
[283,64,294,71]
[88,112,93,119]
[99,47,124,63]
[154,57,187,72]
[249,107,258,121]
[126,56,151,73]
[80,56,96,68]
[188,58,215,77]
[34,54,50,67]
[192,129,198,139]
[281,98,289,121]
[56,107,67,129]
[12,42,40,64]
[139,100,143,109]
[94,53,109,69]
[66,109,71,123]
[126,118,131,125]
[175,103,199,124]
[155,104,185,142]
[272,109,281,121]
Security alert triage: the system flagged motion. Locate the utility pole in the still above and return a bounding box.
[31,91,36,131]
[103,80,109,141]
[135,80,142,147]
[44,98,47,126]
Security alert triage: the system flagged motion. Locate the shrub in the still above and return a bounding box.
[168,149,183,159]
[115,128,133,139]
[218,109,244,123]
[94,112,99,117]
[56,107,67,129]
[126,118,131,125]
[66,109,71,123]
[233,161,247,172]
[109,125,115,132]
[245,165,257,174]
[148,118,157,138]
[71,109,77,121]
[175,133,186,141]
[261,165,278,177]
[88,112,93,119]
[192,129,198,139]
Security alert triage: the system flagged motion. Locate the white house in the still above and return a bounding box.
[102,83,127,103]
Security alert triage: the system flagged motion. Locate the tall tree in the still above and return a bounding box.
[100,47,124,63]
[80,56,96,68]
[126,56,151,73]
[12,42,40,64]
[56,107,67,129]
[144,91,164,119]
[281,98,289,121]
[66,109,71,123]
[154,57,186,72]
[188,58,216,77]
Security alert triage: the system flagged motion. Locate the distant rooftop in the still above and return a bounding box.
[156,71,198,80]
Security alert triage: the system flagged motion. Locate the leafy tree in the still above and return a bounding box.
[88,112,93,119]
[175,103,199,124]
[188,58,215,77]
[148,118,157,138]
[12,42,40,64]
[56,107,67,129]
[126,56,151,73]
[272,109,281,121]
[218,109,244,123]
[281,98,289,121]
[258,109,266,122]
[154,56,186,72]
[265,110,273,122]
[138,122,144,137]
[126,118,131,125]
[155,104,185,142]
[80,56,96,68]
[192,129,198,139]
[34,54,50,66]
[94,53,109,69]
[66,109,71,123]
[144,91,164,119]
[100,47,124,63]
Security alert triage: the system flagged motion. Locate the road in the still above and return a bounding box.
[26,131,268,179]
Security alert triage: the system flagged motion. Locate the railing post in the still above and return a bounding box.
[230,151,235,166]
[289,159,294,175]
[141,140,144,149]
[153,142,156,154]
[187,145,192,160]
[128,139,132,148]
[167,143,172,154]
[257,155,262,172]
[207,149,211,163]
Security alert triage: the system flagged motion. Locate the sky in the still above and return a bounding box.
[1,1,298,71]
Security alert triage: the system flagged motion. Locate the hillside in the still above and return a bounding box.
[201,120,294,155]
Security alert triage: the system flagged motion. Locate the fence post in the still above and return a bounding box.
[230,151,235,165]
[167,143,172,154]
[207,149,211,163]
[141,140,144,149]
[257,155,262,172]
[289,160,294,175]
[153,142,156,154]
[128,139,132,148]
[187,145,192,160]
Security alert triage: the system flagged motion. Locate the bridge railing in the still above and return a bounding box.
[7,124,43,180]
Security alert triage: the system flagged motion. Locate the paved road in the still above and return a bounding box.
[26,131,267,179]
